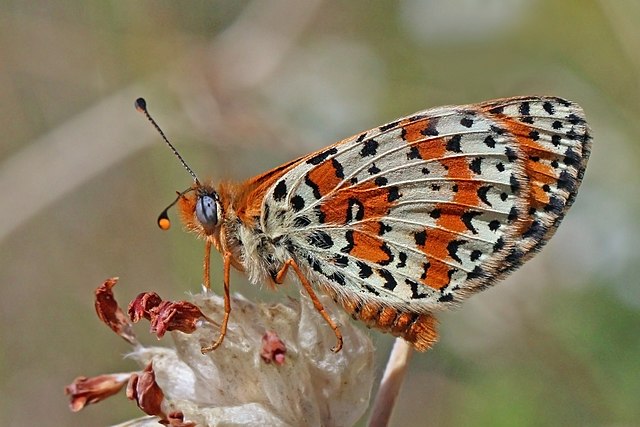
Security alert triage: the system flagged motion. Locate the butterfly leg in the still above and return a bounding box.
[201,252,232,353]
[276,259,343,352]
[203,239,212,289]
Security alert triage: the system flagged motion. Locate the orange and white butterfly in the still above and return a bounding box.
[136,96,591,353]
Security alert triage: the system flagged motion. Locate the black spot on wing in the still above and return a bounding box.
[293,216,310,228]
[273,180,287,202]
[360,139,379,157]
[438,293,454,302]
[308,231,333,249]
[414,230,427,246]
[306,255,323,274]
[329,271,346,286]
[379,222,393,235]
[421,262,430,279]
[387,186,401,202]
[557,169,576,192]
[332,158,345,178]
[466,265,485,280]
[422,119,440,136]
[333,254,349,268]
[304,175,321,199]
[379,120,399,132]
[510,175,521,195]
[567,113,584,125]
[364,284,381,296]
[407,279,427,299]
[407,146,422,160]
[346,198,365,223]
[460,117,474,128]
[447,240,466,263]
[341,230,354,253]
[469,157,483,175]
[396,252,407,268]
[461,211,481,234]
[314,206,326,224]
[477,186,493,207]
[446,135,462,153]
[544,196,564,214]
[484,135,496,148]
[375,176,388,187]
[307,147,338,165]
[291,195,305,212]
[522,220,546,240]
[377,243,394,266]
[356,261,373,278]
[563,148,580,167]
[368,163,381,175]
[379,269,397,291]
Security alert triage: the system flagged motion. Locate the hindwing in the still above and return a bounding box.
[260,96,591,312]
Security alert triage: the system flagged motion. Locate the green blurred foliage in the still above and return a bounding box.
[1,1,638,425]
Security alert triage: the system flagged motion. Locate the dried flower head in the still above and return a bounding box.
[66,278,375,426]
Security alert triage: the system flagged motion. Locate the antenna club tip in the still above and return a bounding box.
[158,218,171,230]
[135,97,147,112]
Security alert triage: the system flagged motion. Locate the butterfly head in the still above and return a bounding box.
[135,97,223,237]
[177,182,223,237]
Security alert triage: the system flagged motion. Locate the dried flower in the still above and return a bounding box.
[260,331,287,365]
[95,277,138,345]
[65,373,132,412]
[66,278,375,426]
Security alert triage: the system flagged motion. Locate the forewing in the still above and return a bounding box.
[261,96,590,312]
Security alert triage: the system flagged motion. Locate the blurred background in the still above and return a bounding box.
[1,1,639,426]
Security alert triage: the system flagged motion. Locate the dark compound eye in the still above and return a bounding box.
[196,194,219,228]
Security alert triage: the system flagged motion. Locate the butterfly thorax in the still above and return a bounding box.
[178,181,292,286]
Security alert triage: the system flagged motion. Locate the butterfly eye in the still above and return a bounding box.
[196,194,219,228]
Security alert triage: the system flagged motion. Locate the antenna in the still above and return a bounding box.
[135,97,200,184]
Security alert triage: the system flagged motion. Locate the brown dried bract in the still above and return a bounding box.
[94,277,138,345]
[65,373,131,412]
[127,363,166,420]
[260,331,287,365]
[167,411,197,427]
[128,291,162,322]
[151,300,209,338]
[129,293,210,339]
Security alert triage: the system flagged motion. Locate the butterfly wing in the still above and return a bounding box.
[260,96,590,317]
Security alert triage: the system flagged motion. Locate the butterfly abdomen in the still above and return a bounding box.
[323,285,439,351]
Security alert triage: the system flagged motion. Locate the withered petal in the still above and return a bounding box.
[260,331,287,365]
[132,363,166,419]
[65,373,131,412]
[129,292,163,322]
[167,411,197,427]
[95,277,138,345]
[149,300,208,338]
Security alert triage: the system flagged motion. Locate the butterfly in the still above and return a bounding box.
[135,96,591,353]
